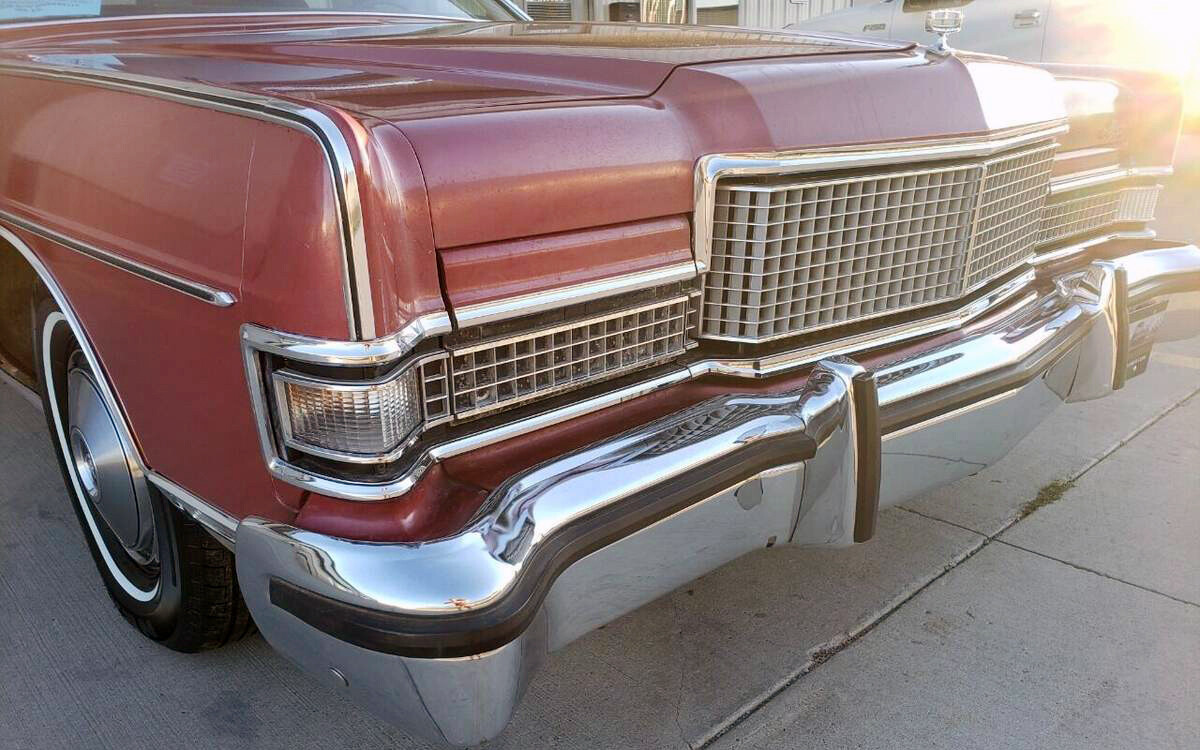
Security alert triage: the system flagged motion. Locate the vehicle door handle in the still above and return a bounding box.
[1013,9,1042,27]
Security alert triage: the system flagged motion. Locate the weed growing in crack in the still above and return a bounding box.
[1020,479,1075,518]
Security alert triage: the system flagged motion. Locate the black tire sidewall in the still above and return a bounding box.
[34,296,185,638]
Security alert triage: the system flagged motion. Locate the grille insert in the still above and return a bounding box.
[1038,184,1160,247]
[524,0,573,21]
[701,142,1056,342]
[1038,191,1120,246]
[448,296,696,419]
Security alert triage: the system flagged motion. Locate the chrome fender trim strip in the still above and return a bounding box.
[0,209,236,307]
[0,223,237,548]
[0,61,373,339]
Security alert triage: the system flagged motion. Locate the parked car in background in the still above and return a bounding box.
[2,3,1199,747]
[797,0,1200,125]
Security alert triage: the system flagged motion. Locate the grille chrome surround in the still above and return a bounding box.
[447,296,698,420]
[701,141,1056,342]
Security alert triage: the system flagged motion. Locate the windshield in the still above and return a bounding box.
[0,0,522,24]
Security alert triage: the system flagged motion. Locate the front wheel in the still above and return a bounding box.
[34,297,254,651]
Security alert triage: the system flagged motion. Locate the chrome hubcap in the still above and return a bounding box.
[69,427,101,502]
[66,364,157,566]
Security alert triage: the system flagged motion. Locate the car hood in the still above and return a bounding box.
[2,18,912,117]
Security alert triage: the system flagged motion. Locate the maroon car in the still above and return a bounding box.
[1,3,1196,745]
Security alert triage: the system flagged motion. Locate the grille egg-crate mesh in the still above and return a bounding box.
[1038,191,1120,246]
[1115,185,1161,223]
[960,143,1058,288]
[703,165,977,341]
[274,367,423,457]
[448,296,694,419]
[702,143,1055,342]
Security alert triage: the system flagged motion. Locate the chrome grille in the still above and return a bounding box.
[963,145,1059,288]
[448,296,696,419]
[1038,184,1161,247]
[701,142,1056,342]
[1038,191,1119,246]
[1115,185,1161,223]
[524,0,573,21]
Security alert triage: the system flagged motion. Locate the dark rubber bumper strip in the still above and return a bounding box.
[851,370,882,543]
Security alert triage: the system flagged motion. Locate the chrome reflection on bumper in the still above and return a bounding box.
[237,244,1200,747]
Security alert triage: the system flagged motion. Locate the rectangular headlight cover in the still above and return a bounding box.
[273,366,423,461]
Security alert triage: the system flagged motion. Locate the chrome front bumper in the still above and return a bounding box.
[236,244,1200,747]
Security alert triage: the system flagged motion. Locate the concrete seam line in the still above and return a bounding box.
[1070,385,1200,485]
[994,539,1200,609]
[695,529,991,749]
[700,385,1200,747]
[896,383,1200,535]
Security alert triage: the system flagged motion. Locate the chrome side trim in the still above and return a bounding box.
[1129,166,1175,178]
[451,262,699,328]
[1049,164,1173,195]
[146,473,238,550]
[0,209,236,307]
[0,224,237,548]
[693,121,1069,271]
[0,61,373,339]
[1033,229,1157,266]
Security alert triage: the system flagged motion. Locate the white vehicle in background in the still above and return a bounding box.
[796,0,1199,123]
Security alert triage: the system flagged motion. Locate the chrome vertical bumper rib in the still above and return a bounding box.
[237,243,1200,747]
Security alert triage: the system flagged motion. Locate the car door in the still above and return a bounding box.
[888,0,1051,61]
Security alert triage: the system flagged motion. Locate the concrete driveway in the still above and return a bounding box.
[2,148,1198,750]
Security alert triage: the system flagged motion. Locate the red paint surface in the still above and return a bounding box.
[440,216,693,310]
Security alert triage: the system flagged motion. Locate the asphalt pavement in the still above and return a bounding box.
[0,142,1197,750]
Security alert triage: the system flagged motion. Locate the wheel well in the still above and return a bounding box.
[0,236,45,388]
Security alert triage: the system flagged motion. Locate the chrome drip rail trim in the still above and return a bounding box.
[1049,164,1173,195]
[0,61,374,339]
[451,262,699,328]
[0,209,236,307]
[694,121,1069,271]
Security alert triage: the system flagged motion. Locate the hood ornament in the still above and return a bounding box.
[925,8,964,55]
